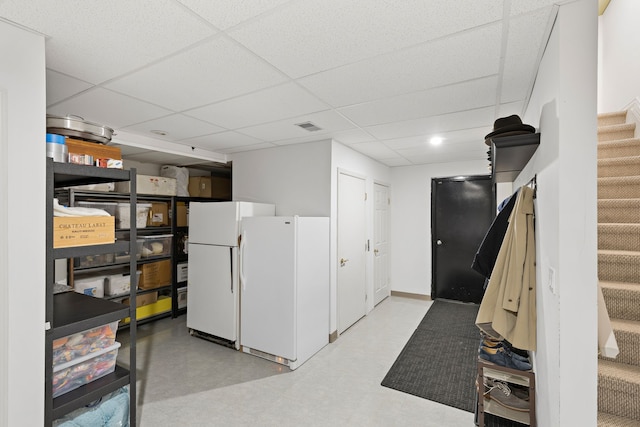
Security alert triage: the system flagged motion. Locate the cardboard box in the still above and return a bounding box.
[148,202,169,226]
[122,291,158,307]
[211,176,232,200]
[176,202,188,227]
[65,137,122,165]
[53,216,115,248]
[188,176,212,198]
[115,175,177,196]
[138,259,172,290]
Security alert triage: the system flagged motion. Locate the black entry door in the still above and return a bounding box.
[432,176,494,303]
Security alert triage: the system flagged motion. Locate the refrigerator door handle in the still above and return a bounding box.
[229,247,233,293]
[239,231,247,291]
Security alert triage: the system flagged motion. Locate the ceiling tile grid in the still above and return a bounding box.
[0,0,559,168]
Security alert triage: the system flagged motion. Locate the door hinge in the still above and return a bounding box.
[388,197,391,205]
[364,192,367,201]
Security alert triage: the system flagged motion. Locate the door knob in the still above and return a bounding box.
[374,249,379,255]
[340,258,349,267]
[436,240,443,246]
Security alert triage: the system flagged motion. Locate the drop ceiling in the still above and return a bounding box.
[0,0,567,168]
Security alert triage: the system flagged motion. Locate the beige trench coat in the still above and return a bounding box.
[476,185,536,351]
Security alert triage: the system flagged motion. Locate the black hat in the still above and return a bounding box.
[484,115,535,146]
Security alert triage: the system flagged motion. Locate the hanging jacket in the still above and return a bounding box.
[471,190,518,278]
[476,186,536,351]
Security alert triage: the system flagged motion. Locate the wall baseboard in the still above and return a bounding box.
[329,330,338,343]
[390,290,432,301]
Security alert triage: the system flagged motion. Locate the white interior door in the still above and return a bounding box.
[337,171,367,334]
[373,183,390,306]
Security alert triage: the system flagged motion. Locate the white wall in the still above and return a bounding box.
[0,21,46,427]
[518,1,598,425]
[598,0,640,112]
[389,160,489,296]
[231,140,332,216]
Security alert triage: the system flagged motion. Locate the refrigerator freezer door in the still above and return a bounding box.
[188,202,240,247]
[187,243,238,342]
[240,217,296,360]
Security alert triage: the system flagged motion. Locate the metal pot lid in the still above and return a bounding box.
[46,114,114,144]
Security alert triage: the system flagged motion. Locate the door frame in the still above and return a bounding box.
[430,174,494,300]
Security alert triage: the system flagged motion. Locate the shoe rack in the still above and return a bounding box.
[477,358,536,426]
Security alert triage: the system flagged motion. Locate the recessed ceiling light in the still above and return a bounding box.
[151,130,168,136]
[430,137,443,146]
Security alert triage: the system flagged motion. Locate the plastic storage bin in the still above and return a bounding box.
[52,342,121,398]
[52,322,118,366]
[114,239,143,264]
[73,276,105,298]
[140,234,172,258]
[115,203,151,229]
[105,271,141,297]
[76,201,117,216]
[73,252,115,268]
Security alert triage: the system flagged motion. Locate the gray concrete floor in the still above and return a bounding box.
[118,296,474,426]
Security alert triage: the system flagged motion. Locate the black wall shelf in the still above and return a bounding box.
[491,133,540,183]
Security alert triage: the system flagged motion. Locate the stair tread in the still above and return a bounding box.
[599,223,640,229]
[610,318,640,333]
[599,155,640,165]
[599,123,637,133]
[599,175,640,183]
[599,198,640,206]
[599,359,640,382]
[598,411,640,427]
[599,111,628,118]
[599,138,640,147]
[601,280,640,290]
[599,249,640,256]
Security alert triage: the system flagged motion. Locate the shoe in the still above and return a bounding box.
[480,339,530,364]
[483,377,529,401]
[483,380,530,412]
[479,346,532,371]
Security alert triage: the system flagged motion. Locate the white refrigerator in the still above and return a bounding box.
[239,216,329,369]
[187,201,275,348]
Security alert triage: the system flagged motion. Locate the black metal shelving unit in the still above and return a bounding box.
[56,188,177,326]
[45,159,137,426]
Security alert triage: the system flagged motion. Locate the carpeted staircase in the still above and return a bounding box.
[597,111,640,427]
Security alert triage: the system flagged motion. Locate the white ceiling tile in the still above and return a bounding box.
[238,110,356,141]
[180,131,264,151]
[0,0,215,83]
[46,70,93,106]
[218,142,277,154]
[177,0,291,30]
[339,76,498,128]
[46,88,172,129]
[500,9,551,103]
[330,129,377,145]
[365,107,495,141]
[121,114,226,141]
[185,83,329,129]
[297,24,502,107]
[349,142,398,159]
[510,1,556,16]
[229,0,503,78]
[379,157,412,167]
[104,37,288,111]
